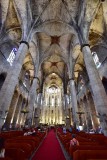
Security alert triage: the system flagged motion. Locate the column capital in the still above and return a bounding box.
[33,76,40,85]
[81,44,90,52]
[20,41,29,49]
[33,76,39,80]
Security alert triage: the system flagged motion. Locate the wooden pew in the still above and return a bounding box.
[73,150,107,160]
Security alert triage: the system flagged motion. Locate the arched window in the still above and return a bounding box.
[52,96,54,106]
[23,71,30,88]
[92,52,101,68]
[25,71,30,80]
[7,48,17,66]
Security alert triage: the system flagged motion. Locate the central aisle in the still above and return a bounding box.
[32,129,66,160]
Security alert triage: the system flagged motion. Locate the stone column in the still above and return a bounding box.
[102,1,107,26]
[49,105,50,125]
[77,101,85,128]
[27,54,40,125]
[39,93,43,123]
[48,95,51,124]
[18,99,27,126]
[34,92,42,127]
[70,108,73,126]
[12,95,23,128]
[26,77,38,126]
[82,45,107,135]
[69,79,79,128]
[64,94,70,129]
[82,96,92,132]
[62,96,66,124]
[0,42,29,128]
[79,100,87,131]
[16,98,25,127]
[68,108,72,125]
[87,93,99,130]
[33,108,38,127]
[4,90,19,129]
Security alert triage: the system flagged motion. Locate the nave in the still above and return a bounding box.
[32,129,66,160]
[0,127,107,160]
[0,0,107,159]
[0,127,66,160]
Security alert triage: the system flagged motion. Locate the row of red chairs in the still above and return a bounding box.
[0,130,46,160]
[57,128,107,160]
[0,131,25,140]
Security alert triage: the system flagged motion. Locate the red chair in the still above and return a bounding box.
[73,150,107,160]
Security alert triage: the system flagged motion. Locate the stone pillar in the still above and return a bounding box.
[33,108,38,127]
[34,92,42,127]
[69,94,73,125]
[18,99,27,126]
[87,93,99,130]
[4,90,19,129]
[69,79,79,128]
[27,76,39,127]
[64,94,70,129]
[68,108,72,125]
[12,95,23,128]
[82,96,92,132]
[39,93,43,123]
[79,100,87,131]
[49,105,50,125]
[0,42,29,128]
[102,1,107,26]
[62,96,66,124]
[70,108,73,126]
[77,101,85,128]
[82,45,107,135]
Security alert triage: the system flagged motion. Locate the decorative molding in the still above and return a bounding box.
[68,78,74,82]
[20,41,29,49]
[81,44,90,51]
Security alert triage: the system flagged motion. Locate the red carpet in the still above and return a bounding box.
[32,129,66,160]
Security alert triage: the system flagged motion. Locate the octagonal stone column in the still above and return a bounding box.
[87,93,99,130]
[26,77,38,127]
[64,94,71,129]
[82,45,107,135]
[77,100,86,130]
[18,99,27,126]
[13,95,23,127]
[4,90,19,129]
[34,92,42,127]
[82,96,92,132]
[0,42,29,128]
[69,79,79,128]
[12,95,23,128]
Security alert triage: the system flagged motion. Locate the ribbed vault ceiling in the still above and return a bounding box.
[1,0,106,88]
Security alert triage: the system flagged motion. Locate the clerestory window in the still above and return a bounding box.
[7,48,17,66]
[92,52,101,68]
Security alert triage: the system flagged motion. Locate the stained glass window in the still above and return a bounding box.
[7,48,17,66]
[92,52,101,68]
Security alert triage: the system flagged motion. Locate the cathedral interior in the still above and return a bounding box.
[0,1,107,158]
